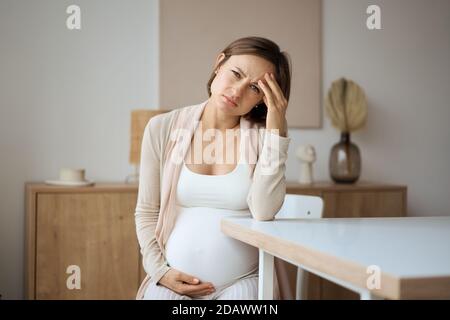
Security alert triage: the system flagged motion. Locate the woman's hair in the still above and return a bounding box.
[207,36,292,125]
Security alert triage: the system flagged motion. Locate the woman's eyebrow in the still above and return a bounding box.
[235,67,260,86]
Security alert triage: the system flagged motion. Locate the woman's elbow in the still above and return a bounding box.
[250,207,278,221]
[248,196,284,221]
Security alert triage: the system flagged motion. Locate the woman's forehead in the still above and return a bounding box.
[225,54,275,75]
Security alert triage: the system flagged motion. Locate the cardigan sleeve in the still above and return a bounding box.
[134,115,171,284]
[247,129,291,221]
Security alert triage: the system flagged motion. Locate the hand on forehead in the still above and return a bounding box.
[221,54,276,82]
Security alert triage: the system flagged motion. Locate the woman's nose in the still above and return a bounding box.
[231,82,246,97]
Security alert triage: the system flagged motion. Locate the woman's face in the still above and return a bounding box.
[210,54,276,116]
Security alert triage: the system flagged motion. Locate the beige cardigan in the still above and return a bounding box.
[134,100,290,299]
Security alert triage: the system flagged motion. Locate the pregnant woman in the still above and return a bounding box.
[135,36,291,300]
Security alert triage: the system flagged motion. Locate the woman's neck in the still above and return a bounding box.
[201,100,240,131]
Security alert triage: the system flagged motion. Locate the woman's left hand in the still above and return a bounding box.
[258,73,288,137]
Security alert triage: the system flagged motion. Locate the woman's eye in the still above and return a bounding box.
[251,85,260,93]
[231,70,259,93]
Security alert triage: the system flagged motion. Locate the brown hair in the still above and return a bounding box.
[206,36,292,125]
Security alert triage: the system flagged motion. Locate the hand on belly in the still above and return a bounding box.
[165,207,258,287]
[158,268,216,298]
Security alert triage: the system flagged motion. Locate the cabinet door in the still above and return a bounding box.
[322,191,406,218]
[36,192,139,299]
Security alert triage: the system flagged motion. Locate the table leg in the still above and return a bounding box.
[360,290,383,300]
[296,267,308,300]
[258,249,274,300]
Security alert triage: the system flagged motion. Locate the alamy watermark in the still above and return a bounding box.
[366,5,381,30]
[64,5,380,32]
[66,265,81,290]
[366,265,381,290]
[66,5,81,30]
[168,121,282,176]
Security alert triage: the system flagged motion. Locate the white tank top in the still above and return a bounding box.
[165,133,259,288]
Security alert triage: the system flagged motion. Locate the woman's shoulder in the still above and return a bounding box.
[147,109,175,129]
[146,101,206,137]
[145,112,169,140]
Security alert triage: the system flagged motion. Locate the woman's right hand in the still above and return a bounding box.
[158,268,216,297]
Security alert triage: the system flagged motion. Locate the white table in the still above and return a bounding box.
[221,216,450,300]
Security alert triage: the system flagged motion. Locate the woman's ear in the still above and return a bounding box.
[213,53,226,72]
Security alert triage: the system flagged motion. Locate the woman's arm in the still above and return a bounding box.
[248,72,291,221]
[247,128,291,221]
[134,115,171,283]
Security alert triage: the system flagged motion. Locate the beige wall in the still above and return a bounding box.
[285,0,450,218]
[0,0,159,299]
[160,0,322,128]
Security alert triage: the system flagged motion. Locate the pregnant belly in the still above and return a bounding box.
[165,206,258,287]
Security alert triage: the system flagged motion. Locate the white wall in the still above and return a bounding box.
[286,0,450,218]
[0,0,159,299]
[1,0,449,299]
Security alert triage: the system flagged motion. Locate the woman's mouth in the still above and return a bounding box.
[222,95,237,107]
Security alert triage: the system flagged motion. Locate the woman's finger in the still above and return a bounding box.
[264,73,284,104]
[258,80,275,109]
[177,271,200,284]
[180,281,214,291]
[181,283,215,296]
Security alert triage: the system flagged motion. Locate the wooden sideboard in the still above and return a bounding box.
[25,181,406,300]
[25,183,143,300]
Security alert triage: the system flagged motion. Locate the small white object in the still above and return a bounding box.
[296,145,316,184]
[45,180,95,186]
[275,194,323,219]
[59,168,85,181]
[45,168,94,186]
